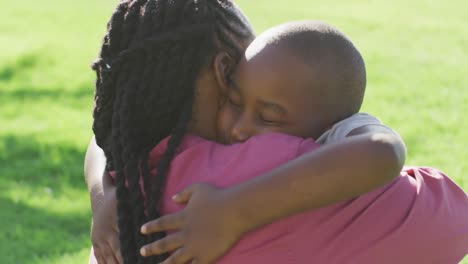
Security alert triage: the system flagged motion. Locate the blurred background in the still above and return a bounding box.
[1,0,466,263]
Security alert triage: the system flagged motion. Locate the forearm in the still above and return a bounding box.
[84,136,112,213]
[226,133,405,234]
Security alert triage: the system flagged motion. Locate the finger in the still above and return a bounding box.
[103,254,118,264]
[111,221,120,233]
[95,255,106,264]
[95,253,107,264]
[93,246,106,264]
[109,236,123,264]
[160,247,193,264]
[140,232,185,256]
[102,244,119,264]
[172,184,198,203]
[141,212,184,234]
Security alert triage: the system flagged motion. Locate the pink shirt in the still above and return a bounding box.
[145,133,468,263]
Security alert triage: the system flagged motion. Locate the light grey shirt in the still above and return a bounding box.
[316,113,401,144]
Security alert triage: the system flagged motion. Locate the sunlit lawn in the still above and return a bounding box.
[1,0,466,263]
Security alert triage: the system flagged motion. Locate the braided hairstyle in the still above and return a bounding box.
[91,0,254,263]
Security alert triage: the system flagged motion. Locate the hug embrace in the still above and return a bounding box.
[84,0,468,263]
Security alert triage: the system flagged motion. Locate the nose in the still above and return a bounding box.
[230,115,254,143]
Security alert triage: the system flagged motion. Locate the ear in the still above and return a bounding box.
[213,52,234,94]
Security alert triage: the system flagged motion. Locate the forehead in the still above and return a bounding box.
[236,45,320,101]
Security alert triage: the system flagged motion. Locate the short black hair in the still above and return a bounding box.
[262,21,366,122]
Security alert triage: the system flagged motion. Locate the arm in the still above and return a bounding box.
[84,136,122,263]
[227,126,406,233]
[140,127,406,264]
[84,136,113,212]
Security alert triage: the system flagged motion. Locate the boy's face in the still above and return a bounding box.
[216,45,331,144]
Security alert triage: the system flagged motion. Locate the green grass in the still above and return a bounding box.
[1,0,466,263]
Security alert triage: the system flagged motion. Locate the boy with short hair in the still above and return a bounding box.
[136,21,467,264]
[217,20,396,145]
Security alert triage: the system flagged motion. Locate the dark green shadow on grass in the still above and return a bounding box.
[0,135,92,263]
[0,196,91,264]
[0,135,88,194]
[0,52,42,82]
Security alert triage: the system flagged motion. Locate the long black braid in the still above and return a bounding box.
[91,1,254,263]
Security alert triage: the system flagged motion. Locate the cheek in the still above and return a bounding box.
[288,112,325,139]
[216,104,236,137]
[189,93,219,140]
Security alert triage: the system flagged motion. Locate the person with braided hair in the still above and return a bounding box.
[85,2,467,264]
[85,0,254,263]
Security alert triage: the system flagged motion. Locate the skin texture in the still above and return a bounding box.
[188,46,254,141]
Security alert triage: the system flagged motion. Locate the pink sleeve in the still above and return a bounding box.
[296,138,320,156]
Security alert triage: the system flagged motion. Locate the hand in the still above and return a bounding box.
[139,183,245,264]
[90,186,123,264]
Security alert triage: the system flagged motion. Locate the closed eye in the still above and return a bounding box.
[228,96,242,108]
[259,115,282,126]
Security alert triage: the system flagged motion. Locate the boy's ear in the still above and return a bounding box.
[213,52,234,94]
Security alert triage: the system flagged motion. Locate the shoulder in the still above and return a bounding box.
[238,133,318,157]
[187,133,319,163]
[317,113,400,144]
